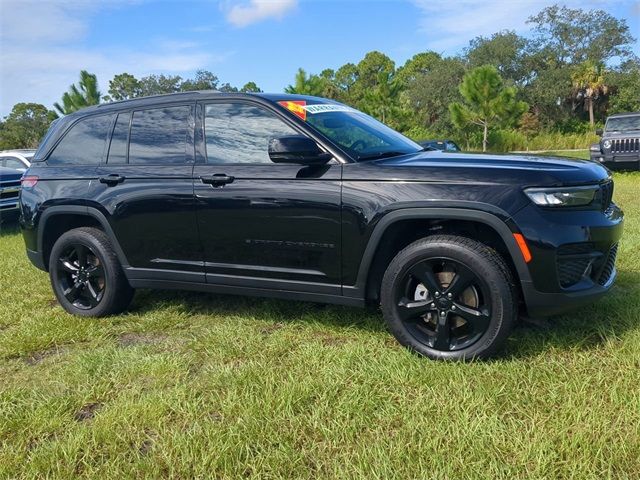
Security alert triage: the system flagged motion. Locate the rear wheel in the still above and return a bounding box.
[381,235,516,360]
[49,227,134,317]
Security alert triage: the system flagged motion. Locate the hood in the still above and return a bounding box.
[369,151,610,186]
[0,167,24,182]
[602,129,640,138]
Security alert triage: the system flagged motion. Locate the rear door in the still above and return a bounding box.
[193,100,342,293]
[88,103,203,283]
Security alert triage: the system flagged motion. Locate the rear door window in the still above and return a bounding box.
[129,106,190,164]
[47,114,114,165]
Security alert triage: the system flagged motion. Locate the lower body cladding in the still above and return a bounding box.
[592,153,640,171]
[511,202,624,317]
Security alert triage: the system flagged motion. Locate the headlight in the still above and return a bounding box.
[603,140,612,149]
[524,185,598,207]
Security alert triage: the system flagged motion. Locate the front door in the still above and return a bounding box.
[193,100,341,294]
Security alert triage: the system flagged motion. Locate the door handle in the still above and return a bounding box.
[99,174,126,186]
[201,174,235,187]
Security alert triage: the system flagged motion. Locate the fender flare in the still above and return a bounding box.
[37,205,130,268]
[345,207,532,298]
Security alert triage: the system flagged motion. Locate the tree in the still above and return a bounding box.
[240,81,262,93]
[465,31,530,85]
[571,61,608,126]
[527,5,636,66]
[180,70,219,91]
[54,70,101,115]
[606,60,640,114]
[104,73,142,102]
[395,52,441,86]
[285,68,327,96]
[139,74,183,96]
[0,103,56,149]
[449,66,528,152]
[404,57,466,134]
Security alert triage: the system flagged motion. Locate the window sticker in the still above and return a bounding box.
[278,100,307,121]
[302,104,356,115]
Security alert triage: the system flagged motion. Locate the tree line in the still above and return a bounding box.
[1,4,638,152]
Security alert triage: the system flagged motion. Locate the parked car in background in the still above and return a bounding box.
[0,166,23,223]
[419,140,461,152]
[591,112,640,170]
[20,92,623,360]
[0,149,36,172]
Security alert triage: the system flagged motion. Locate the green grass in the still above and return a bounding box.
[1,173,639,479]
[535,149,590,160]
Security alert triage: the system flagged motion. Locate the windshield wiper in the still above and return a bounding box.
[357,151,409,161]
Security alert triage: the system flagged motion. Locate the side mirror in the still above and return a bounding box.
[268,135,332,165]
[595,128,603,136]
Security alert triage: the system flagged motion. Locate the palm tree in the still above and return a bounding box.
[54,70,101,115]
[571,61,608,126]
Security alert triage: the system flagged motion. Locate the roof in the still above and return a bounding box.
[66,91,338,118]
[0,149,36,157]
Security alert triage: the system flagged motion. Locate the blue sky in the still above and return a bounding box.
[1,0,638,116]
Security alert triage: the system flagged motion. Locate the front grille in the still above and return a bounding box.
[600,180,614,212]
[598,244,618,286]
[0,189,19,200]
[611,138,640,154]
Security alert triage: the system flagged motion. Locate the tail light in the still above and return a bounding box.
[21,175,39,188]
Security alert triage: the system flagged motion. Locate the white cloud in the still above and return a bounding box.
[223,0,297,27]
[0,0,224,115]
[411,0,629,54]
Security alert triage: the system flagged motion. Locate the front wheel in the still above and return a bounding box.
[381,235,517,360]
[49,227,134,317]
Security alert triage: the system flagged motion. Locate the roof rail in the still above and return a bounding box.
[97,90,220,108]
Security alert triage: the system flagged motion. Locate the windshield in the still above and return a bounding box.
[606,116,640,132]
[277,100,422,161]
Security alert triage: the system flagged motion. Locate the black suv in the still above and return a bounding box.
[591,112,640,170]
[20,92,624,360]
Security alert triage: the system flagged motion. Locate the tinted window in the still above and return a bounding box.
[107,112,131,164]
[47,114,113,165]
[4,157,26,169]
[204,103,298,164]
[129,106,190,164]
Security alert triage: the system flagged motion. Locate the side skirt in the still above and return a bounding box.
[128,278,365,308]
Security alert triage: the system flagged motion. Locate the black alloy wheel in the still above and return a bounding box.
[56,243,106,309]
[381,235,516,360]
[395,257,491,351]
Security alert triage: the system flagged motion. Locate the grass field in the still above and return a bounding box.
[1,173,639,479]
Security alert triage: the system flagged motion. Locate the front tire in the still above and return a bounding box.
[380,235,516,360]
[49,227,134,317]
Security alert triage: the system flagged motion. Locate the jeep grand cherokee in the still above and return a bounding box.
[20,92,624,360]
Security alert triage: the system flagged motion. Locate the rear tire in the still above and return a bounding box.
[380,235,516,360]
[49,227,134,317]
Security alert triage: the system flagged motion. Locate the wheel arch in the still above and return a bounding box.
[345,208,532,302]
[38,206,130,271]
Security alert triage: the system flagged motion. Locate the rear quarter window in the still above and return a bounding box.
[47,114,114,165]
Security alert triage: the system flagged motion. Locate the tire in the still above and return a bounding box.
[380,235,517,361]
[49,227,134,317]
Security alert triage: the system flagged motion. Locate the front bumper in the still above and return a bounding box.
[591,152,640,171]
[512,202,624,318]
